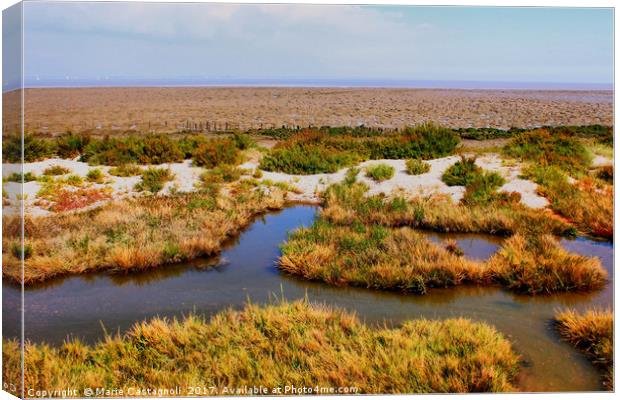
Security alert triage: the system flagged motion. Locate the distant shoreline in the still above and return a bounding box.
[3,79,613,93]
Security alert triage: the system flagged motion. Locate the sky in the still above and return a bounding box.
[3,2,615,88]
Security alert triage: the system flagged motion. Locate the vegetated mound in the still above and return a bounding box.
[555,308,613,390]
[278,179,606,295]
[259,123,459,174]
[3,300,520,395]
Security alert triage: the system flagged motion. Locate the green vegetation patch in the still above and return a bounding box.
[42,165,71,176]
[4,300,520,394]
[365,163,395,182]
[260,123,459,174]
[5,172,37,183]
[192,138,241,168]
[503,129,592,174]
[405,158,430,175]
[135,168,174,193]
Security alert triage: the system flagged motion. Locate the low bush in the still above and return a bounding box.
[406,158,430,175]
[192,139,241,168]
[86,169,105,184]
[462,171,506,206]
[365,163,395,182]
[260,143,362,174]
[135,168,173,193]
[232,132,254,150]
[442,156,480,186]
[5,172,37,182]
[554,308,613,389]
[43,165,71,176]
[260,123,459,174]
[55,132,91,159]
[503,129,591,174]
[82,135,184,166]
[3,134,54,163]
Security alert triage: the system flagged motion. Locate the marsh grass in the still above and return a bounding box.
[278,179,604,295]
[86,168,105,184]
[43,165,71,176]
[108,164,142,177]
[365,163,395,182]
[3,300,520,394]
[135,168,173,193]
[524,165,613,239]
[405,158,430,175]
[555,309,613,389]
[3,183,286,284]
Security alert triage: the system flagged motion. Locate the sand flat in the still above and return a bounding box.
[4,87,612,135]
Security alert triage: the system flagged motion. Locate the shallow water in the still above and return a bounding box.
[2,206,613,392]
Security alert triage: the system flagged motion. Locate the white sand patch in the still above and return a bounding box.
[8,152,550,215]
[592,155,613,167]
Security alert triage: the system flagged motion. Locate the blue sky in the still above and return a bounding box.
[12,2,615,86]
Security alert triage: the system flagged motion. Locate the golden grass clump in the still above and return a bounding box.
[279,180,605,295]
[555,308,613,389]
[488,234,607,294]
[3,300,520,395]
[280,221,487,294]
[3,183,286,284]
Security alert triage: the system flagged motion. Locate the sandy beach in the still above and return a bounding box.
[3,87,613,136]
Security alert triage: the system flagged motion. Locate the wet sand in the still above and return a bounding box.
[4,87,613,135]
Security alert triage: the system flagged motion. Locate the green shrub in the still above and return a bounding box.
[6,172,37,182]
[260,144,362,174]
[140,134,184,164]
[503,129,591,174]
[259,123,458,175]
[232,132,254,150]
[442,156,480,186]
[55,132,91,158]
[192,139,241,168]
[108,164,142,177]
[86,169,105,184]
[3,134,54,163]
[135,168,173,193]
[462,172,506,206]
[43,165,71,176]
[365,163,395,182]
[405,159,430,175]
[82,135,184,166]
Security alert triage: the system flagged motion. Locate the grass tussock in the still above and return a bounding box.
[365,163,395,182]
[555,308,613,389]
[260,123,459,174]
[405,158,430,175]
[43,165,71,176]
[3,183,286,284]
[5,171,37,183]
[487,235,607,294]
[134,167,174,193]
[3,300,520,394]
[108,164,142,177]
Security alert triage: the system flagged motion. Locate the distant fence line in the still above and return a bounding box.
[18,118,402,135]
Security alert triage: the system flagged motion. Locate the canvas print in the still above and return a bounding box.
[1,1,614,398]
